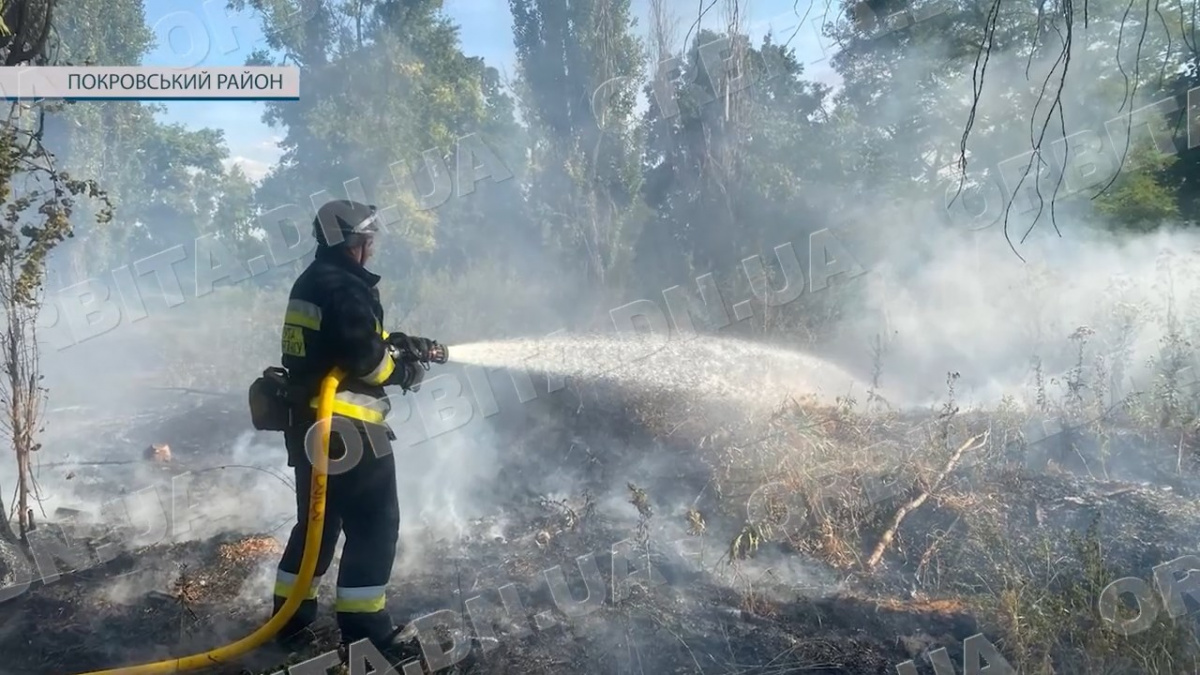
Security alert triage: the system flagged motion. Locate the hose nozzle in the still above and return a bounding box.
[428,343,448,364]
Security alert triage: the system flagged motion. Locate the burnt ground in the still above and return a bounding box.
[3,384,1200,674]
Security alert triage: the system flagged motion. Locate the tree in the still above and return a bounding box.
[0,0,111,542]
[237,0,529,301]
[201,164,260,262]
[510,0,645,291]
[44,0,232,280]
[1094,141,1180,231]
[635,28,828,291]
[1160,55,1200,224]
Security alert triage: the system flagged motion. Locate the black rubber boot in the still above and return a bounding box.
[272,596,319,647]
[379,624,423,660]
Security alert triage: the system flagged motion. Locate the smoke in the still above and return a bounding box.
[3,0,1197,671]
[762,4,1200,412]
[829,223,1200,408]
[393,411,505,571]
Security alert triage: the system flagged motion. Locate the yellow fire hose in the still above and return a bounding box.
[76,368,344,675]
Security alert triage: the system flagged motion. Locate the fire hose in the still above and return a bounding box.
[74,367,344,675]
[71,339,450,674]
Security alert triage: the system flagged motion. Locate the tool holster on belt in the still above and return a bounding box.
[248,366,303,432]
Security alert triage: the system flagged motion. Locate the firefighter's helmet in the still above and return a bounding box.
[313,200,379,248]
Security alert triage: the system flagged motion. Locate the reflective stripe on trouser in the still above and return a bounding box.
[274,569,321,600]
[308,390,390,424]
[271,478,342,639]
[335,585,387,613]
[272,571,324,640]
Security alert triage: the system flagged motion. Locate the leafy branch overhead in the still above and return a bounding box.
[0,131,110,307]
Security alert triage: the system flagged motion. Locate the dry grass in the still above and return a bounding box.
[97,276,1200,673]
[217,535,283,565]
[619,319,1200,674]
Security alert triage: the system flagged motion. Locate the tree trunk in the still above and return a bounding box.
[2,253,41,541]
[0,489,14,544]
[15,421,28,539]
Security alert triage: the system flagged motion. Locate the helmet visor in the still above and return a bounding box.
[352,206,380,235]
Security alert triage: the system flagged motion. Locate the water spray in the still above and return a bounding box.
[442,334,870,408]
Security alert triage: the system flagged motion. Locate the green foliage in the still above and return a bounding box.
[1094,160,1180,232]
[212,0,1200,316]
[1093,120,1180,231]
[44,0,241,277]
[54,0,154,65]
[238,0,525,279]
[0,0,118,545]
[637,31,830,291]
[1162,58,1200,224]
[0,129,110,306]
[42,0,1200,320]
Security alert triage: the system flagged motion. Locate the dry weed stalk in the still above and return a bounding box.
[865,430,990,569]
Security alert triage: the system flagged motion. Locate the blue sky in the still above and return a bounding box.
[142,0,840,181]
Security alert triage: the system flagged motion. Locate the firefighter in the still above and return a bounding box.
[271,199,441,653]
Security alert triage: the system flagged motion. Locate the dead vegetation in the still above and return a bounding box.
[5,317,1200,674]
[567,307,1200,675]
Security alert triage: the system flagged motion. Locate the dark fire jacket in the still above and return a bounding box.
[280,247,415,427]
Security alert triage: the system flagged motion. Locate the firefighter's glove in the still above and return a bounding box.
[384,359,425,393]
[386,333,439,364]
